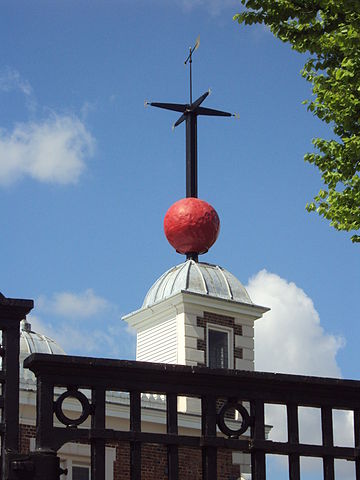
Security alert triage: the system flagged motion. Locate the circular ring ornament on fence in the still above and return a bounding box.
[217,402,250,438]
[54,389,91,427]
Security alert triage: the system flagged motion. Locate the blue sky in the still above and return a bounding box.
[0,2,359,475]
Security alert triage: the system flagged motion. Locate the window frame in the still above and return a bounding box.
[206,323,233,369]
[71,464,90,480]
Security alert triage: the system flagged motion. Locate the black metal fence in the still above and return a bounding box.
[23,353,360,480]
[2,293,360,479]
[0,293,33,479]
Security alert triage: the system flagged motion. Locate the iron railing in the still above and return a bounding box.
[23,352,360,480]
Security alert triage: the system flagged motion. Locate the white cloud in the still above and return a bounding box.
[0,68,94,186]
[37,289,110,318]
[246,271,353,477]
[30,314,133,359]
[0,114,94,185]
[247,270,344,377]
[30,289,135,359]
[0,67,36,112]
[0,67,33,97]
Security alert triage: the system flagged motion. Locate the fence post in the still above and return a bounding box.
[0,293,33,479]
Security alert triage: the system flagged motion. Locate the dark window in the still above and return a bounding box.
[72,466,90,480]
[208,329,229,368]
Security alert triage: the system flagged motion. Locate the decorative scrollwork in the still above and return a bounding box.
[54,389,91,427]
[217,401,250,438]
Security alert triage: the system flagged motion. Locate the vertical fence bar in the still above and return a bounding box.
[36,377,55,452]
[250,399,266,480]
[321,406,335,480]
[287,404,300,480]
[354,409,360,480]
[91,387,106,480]
[0,343,4,426]
[2,326,20,453]
[0,296,33,479]
[130,391,141,480]
[34,374,64,479]
[167,393,178,480]
[201,395,217,480]
[0,327,9,479]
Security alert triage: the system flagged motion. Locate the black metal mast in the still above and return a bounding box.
[148,38,233,198]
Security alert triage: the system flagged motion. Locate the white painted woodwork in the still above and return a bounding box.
[235,358,254,371]
[241,325,254,337]
[137,316,177,364]
[235,335,254,350]
[243,349,255,361]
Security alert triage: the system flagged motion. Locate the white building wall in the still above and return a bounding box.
[136,316,177,363]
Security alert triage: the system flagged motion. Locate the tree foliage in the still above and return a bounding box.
[234,0,360,242]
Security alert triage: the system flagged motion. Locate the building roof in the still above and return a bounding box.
[20,319,65,384]
[142,259,253,308]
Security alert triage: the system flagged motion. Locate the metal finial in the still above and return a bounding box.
[184,36,200,104]
[147,40,233,199]
[20,318,32,333]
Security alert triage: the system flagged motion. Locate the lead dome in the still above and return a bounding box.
[20,319,65,385]
[142,259,253,308]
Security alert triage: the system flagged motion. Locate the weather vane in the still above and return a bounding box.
[184,35,200,105]
[146,37,237,199]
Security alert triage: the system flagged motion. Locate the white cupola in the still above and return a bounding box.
[123,259,269,372]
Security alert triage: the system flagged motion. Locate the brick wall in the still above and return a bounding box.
[113,443,240,480]
[19,424,240,479]
[19,423,35,454]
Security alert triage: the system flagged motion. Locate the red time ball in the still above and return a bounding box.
[164,198,220,255]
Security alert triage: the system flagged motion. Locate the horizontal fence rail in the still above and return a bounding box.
[24,353,360,480]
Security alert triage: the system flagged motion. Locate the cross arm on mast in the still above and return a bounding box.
[148,38,235,208]
[195,106,232,117]
[148,102,188,113]
[191,90,210,109]
[148,89,234,201]
[173,114,186,129]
